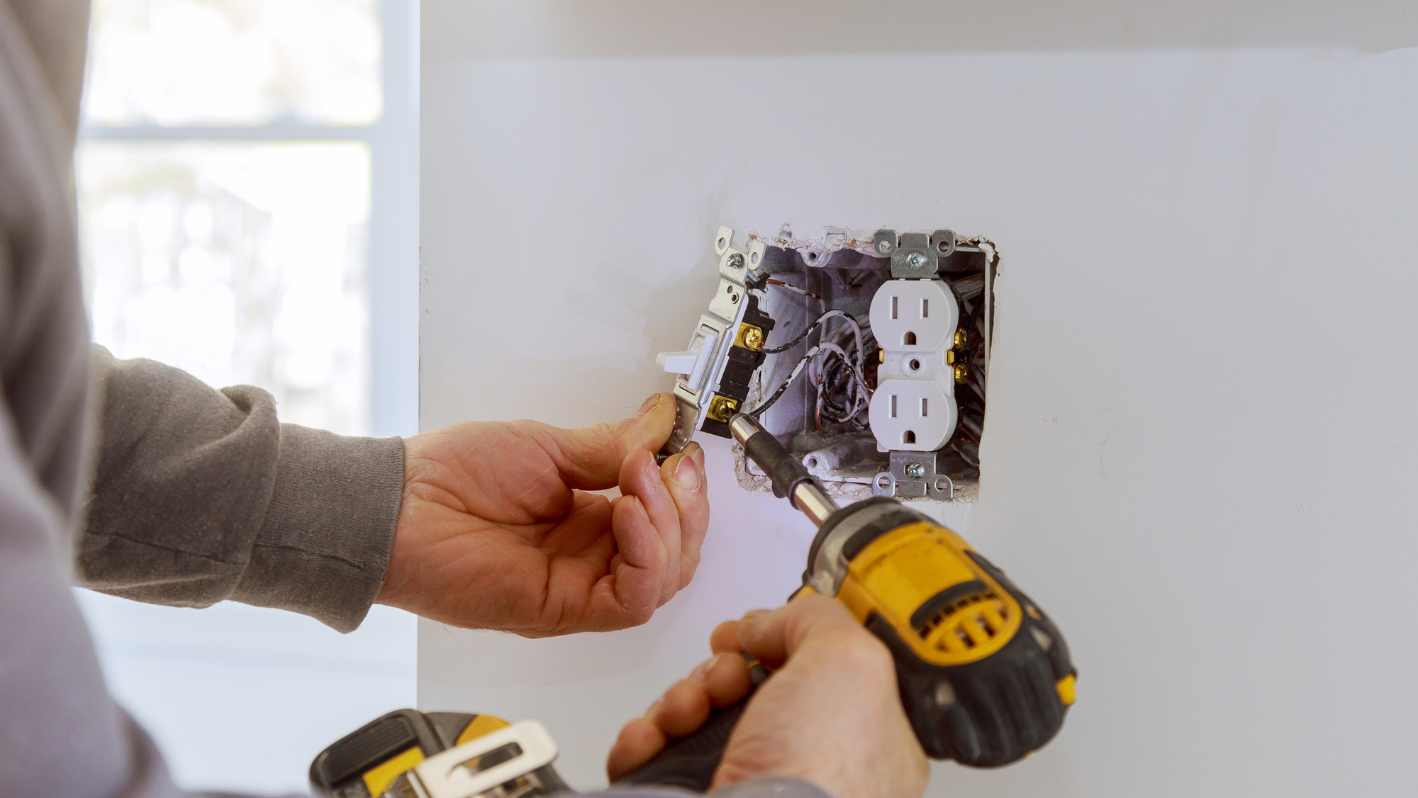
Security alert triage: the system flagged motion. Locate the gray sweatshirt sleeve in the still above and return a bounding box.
[75,346,405,632]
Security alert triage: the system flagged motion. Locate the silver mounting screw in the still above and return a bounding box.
[728,253,745,269]
[878,239,894,254]
[906,252,928,270]
[905,462,925,479]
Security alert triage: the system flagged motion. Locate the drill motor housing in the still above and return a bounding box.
[800,496,1076,766]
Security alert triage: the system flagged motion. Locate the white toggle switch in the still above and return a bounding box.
[657,351,699,374]
[657,328,720,393]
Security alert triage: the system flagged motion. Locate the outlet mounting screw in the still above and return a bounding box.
[905,462,926,479]
[906,252,929,270]
[728,253,745,269]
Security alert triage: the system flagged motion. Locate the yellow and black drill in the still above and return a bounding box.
[617,413,1076,789]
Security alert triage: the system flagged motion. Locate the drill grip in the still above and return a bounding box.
[615,693,753,792]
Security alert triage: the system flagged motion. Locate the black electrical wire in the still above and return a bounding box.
[761,309,853,354]
[745,344,821,417]
[814,342,870,425]
[765,279,823,302]
[751,306,871,420]
[748,340,872,420]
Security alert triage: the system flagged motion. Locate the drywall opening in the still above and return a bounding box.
[733,227,996,503]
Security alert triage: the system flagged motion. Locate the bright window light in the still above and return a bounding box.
[78,142,372,435]
[84,0,382,126]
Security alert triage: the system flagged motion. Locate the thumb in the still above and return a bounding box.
[529,392,678,490]
[736,595,864,667]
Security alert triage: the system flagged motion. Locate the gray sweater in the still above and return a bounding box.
[0,2,827,796]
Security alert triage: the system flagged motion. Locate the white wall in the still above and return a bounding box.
[419,3,1418,794]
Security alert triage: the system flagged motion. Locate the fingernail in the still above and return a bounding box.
[645,457,666,487]
[741,609,769,624]
[691,654,724,683]
[643,696,664,720]
[671,451,702,491]
[636,393,662,417]
[684,441,703,467]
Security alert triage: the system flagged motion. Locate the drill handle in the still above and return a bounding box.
[614,693,753,792]
[616,655,769,792]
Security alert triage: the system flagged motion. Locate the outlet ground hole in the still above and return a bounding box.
[904,331,917,345]
[903,430,916,444]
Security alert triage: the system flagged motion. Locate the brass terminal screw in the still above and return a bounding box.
[735,324,765,351]
[954,364,968,383]
[954,327,967,348]
[742,326,764,350]
[707,395,738,423]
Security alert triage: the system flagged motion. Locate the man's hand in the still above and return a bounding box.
[606,596,929,798]
[375,393,708,636]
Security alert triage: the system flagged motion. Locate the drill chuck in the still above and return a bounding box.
[728,413,838,526]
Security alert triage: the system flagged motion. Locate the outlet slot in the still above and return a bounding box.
[921,397,928,417]
[891,296,899,319]
[921,298,929,318]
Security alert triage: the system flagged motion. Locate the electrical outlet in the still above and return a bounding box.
[868,278,958,352]
[868,278,959,452]
[869,379,958,452]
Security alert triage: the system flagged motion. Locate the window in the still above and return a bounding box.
[80,141,373,432]
[84,0,382,127]
[74,1,418,792]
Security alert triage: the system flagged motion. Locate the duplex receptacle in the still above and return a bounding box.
[868,278,959,452]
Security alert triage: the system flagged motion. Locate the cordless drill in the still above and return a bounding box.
[617,413,1076,789]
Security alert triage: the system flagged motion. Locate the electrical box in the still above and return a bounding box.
[659,225,996,502]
